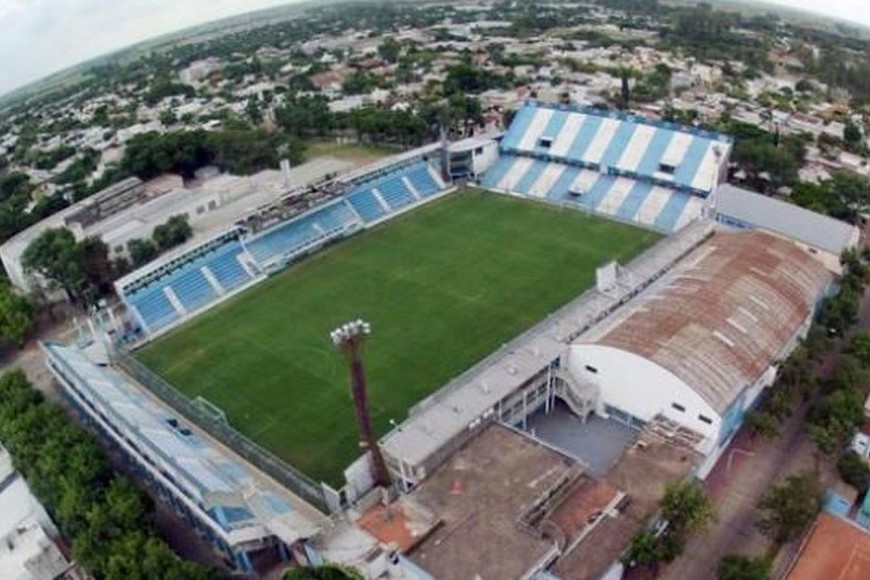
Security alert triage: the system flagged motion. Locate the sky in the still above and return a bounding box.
[0,0,869,97]
[0,0,294,96]
[757,0,870,27]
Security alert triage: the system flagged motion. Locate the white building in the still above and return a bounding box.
[179,58,222,85]
[0,443,70,580]
[567,230,831,477]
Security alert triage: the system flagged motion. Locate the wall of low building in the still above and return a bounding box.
[471,142,500,176]
[566,345,721,445]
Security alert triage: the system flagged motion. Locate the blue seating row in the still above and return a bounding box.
[345,162,447,223]
[245,201,356,264]
[127,240,254,332]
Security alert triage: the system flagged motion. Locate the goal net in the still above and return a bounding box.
[194,396,229,425]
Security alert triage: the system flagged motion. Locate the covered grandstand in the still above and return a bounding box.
[375,226,830,578]
[481,100,732,232]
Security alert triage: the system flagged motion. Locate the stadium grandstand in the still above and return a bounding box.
[115,147,450,337]
[42,342,328,574]
[480,100,733,232]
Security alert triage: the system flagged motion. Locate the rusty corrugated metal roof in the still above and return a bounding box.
[587,230,831,414]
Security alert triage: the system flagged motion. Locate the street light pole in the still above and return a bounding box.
[330,319,393,489]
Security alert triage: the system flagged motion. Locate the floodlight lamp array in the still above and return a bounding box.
[329,319,372,346]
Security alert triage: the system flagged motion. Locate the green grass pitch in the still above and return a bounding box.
[137,190,660,485]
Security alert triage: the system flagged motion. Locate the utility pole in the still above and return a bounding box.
[330,319,393,489]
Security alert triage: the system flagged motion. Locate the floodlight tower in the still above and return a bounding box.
[330,319,393,489]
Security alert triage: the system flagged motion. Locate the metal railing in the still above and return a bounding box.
[110,347,330,514]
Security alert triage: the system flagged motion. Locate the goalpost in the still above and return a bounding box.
[194,396,229,425]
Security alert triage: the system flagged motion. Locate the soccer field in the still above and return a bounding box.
[137,190,660,484]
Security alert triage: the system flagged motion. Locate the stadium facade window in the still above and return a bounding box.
[671,403,686,412]
[698,414,713,425]
[584,364,598,374]
[538,137,552,149]
[659,163,676,175]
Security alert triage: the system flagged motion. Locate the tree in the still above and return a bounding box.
[745,411,780,439]
[0,172,31,202]
[837,451,870,491]
[245,97,263,124]
[91,104,111,127]
[80,237,117,299]
[443,62,507,97]
[276,96,334,138]
[284,565,361,580]
[0,369,220,579]
[159,109,177,127]
[756,471,820,545]
[844,120,863,148]
[661,479,715,533]
[121,126,292,180]
[144,79,195,106]
[808,389,864,454]
[848,331,870,365]
[127,238,158,268]
[717,554,771,580]
[152,215,192,251]
[621,528,683,575]
[795,79,815,93]
[377,37,401,63]
[620,68,631,110]
[0,283,35,346]
[818,287,861,335]
[622,529,665,571]
[21,228,87,303]
[342,71,378,95]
